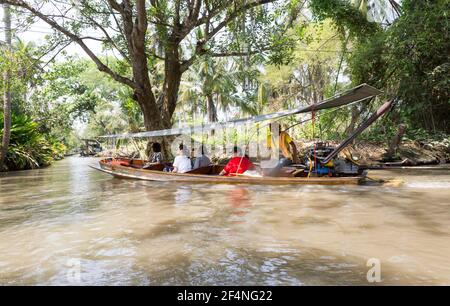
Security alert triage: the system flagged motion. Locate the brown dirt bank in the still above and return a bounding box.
[295,137,450,167]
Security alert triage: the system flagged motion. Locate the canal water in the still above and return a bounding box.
[0,157,449,285]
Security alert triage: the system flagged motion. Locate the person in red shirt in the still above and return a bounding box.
[219,146,254,176]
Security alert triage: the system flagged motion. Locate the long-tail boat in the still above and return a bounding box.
[92,158,366,185]
[91,84,392,185]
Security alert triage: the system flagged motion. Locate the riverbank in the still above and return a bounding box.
[0,154,66,173]
[296,137,450,167]
[351,138,449,166]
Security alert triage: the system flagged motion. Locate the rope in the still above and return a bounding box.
[233,125,249,176]
[307,157,313,178]
[232,124,258,176]
[235,155,244,176]
[312,105,317,176]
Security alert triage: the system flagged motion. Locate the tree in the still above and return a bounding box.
[309,0,383,136]
[259,19,353,139]
[349,0,450,133]
[179,56,257,123]
[0,3,12,170]
[0,0,283,134]
[28,57,138,142]
[0,20,68,171]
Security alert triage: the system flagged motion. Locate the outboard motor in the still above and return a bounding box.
[305,142,362,176]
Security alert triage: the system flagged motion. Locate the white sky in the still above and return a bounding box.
[0,8,102,58]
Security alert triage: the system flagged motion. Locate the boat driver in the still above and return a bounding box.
[264,123,299,176]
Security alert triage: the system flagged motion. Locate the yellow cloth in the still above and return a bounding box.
[267,131,293,160]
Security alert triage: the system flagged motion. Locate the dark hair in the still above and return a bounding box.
[233,146,241,154]
[152,142,161,153]
[179,144,184,151]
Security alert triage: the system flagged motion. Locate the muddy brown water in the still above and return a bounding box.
[0,157,449,285]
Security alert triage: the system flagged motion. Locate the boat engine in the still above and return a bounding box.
[305,142,361,176]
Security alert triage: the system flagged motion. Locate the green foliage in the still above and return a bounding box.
[178,56,260,123]
[26,57,89,145]
[349,0,450,133]
[2,0,447,168]
[0,39,69,171]
[348,32,388,86]
[0,39,40,114]
[268,34,296,66]
[0,113,66,171]
[259,20,349,132]
[119,94,144,133]
[309,0,380,41]
[28,57,140,142]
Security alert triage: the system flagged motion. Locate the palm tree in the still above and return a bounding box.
[179,57,257,124]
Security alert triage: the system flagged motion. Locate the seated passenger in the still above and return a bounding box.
[192,145,211,170]
[219,146,254,176]
[143,142,163,168]
[172,144,192,173]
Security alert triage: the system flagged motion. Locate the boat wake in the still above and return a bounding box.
[404,182,450,189]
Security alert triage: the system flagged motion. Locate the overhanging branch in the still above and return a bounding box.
[210,49,269,57]
[180,0,276,71]
[0,0,135,88]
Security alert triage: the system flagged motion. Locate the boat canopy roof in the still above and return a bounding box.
[100,83,382,139]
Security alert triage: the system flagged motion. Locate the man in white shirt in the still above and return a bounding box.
[172,144,192,173]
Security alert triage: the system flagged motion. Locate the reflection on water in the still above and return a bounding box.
[0,157,449,285]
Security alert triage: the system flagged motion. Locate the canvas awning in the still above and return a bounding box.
[100,83,382,139]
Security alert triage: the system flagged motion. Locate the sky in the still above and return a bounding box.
[0,7,102,58]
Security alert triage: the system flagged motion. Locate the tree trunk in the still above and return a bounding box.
[128,36,184,159]
[345,105,360,136]
[138,45,183,160]
[0,4,12,171]
[385,123,406,160]
[160,44,182,129]
[129,29,162,132]
[132,79,174,160]
[134,89,161,131]
[206,94,218,122]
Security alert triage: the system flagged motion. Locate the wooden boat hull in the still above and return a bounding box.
[91,158,365,185]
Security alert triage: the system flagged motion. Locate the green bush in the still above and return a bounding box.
[349,0,450,134]
[0,113,67,171]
